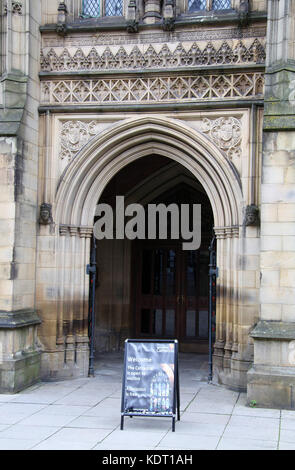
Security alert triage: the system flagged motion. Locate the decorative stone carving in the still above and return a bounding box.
[39,202,53,225]
[4,1,23,14]
[40,39,266,72]
[200,117,242,160]
[244,204,260,227]
[60,120,100,162]
[42,26,266,48]
[41,72,264,105]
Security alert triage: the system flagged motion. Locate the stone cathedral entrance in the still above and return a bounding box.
[94,156,213,356]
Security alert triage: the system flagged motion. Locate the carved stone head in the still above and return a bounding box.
[39,202,53,225]
[244,204,259,227]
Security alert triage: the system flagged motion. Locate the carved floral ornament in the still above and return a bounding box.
[60,121,100,162]
[59,117,242,164]
[200,117,242,159]
[41,39,265,72]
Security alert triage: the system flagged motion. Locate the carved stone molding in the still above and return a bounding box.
[199,117,242,160]
[59,225,93,237]
[41,26,267,48]
[58,115,244,164]
[41,72,264,106]
[60,120,100,162]
[40,39,265,73]
[214,226,240,239]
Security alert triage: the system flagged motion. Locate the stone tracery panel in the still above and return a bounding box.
[41,72,264,105]
[40,39,266,72]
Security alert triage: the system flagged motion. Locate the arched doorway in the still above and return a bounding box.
[41,116,245,388]
[94,156,214,355]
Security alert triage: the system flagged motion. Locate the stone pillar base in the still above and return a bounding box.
[247,365,295,409]
[0,310,42,393]
[0,351,41,393]
[40,348,89,381]
[248,321,295,409]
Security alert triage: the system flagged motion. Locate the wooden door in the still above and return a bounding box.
[133,241,209,350]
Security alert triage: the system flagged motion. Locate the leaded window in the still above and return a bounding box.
[188,0,206,12]
[82,0,123,17]
[188,0,231,12]
[212,0,231,9]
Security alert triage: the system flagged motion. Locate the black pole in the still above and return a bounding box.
[208,234,217,383]
[87,234,97,377]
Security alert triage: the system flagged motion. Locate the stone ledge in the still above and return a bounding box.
[0,310,41,329]
[250,321,295,340]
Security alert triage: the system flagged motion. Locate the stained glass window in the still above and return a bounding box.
[212,0,231,9]
[188,0,206,12]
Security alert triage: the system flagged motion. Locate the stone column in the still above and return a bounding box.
[143,0,162,24]
[247,0,295,408]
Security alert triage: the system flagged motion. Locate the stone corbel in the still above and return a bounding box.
[126,0,139,33]
[162,0,175,31]
[56,1,68,36]
[238,0,249,27]
[244,204,260,227]
[39,202,53,225]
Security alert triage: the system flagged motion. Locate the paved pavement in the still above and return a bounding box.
[0,352,294,450]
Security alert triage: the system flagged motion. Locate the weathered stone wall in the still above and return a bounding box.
[0,0,42,393]
[247,0,295,409]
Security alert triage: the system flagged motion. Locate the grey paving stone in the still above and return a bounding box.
[31,440,94,450]
[0,438,43,450]
[35,404,91,416]
[100,429,165,448]
[217,437,278,450]
[279,428,295,444]
[16,413,76,427]
[281,410,295,420]
[280,418,295,431]
[223,423,279,442]
[122,416,172,433]
[0,424,59,441]
[158,432,220,450]
[180,411,230,425]
[0,403,46,416]
[46,426,111,444]
[233,394,281,418]
[168,420,227,437]
[53,393,107,407]
[278,441,295,450]
[66,415,120,429]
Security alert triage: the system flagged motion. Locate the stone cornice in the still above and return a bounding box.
[0,310,41,329]
[39,11,267,34]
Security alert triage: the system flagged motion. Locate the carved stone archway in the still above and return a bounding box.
[37,115,247,388]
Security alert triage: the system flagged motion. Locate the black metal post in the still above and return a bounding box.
[208,234,218,383]
[87,234,97,377]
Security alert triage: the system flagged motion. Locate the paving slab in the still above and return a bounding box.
[217,437,278,450]
[100,429,165,448]
[158,432,220,450]
[0,352,291,450]
[0,424,60,441]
